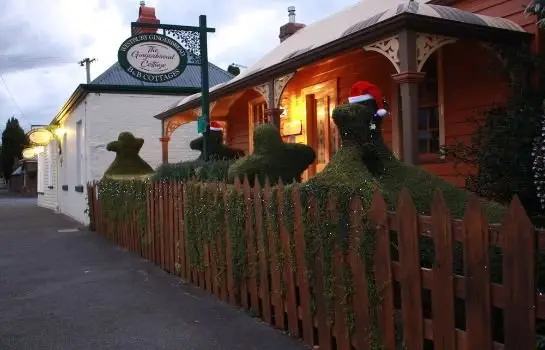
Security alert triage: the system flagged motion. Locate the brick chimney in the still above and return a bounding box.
[279,6,305,43]
[132,1,160,35]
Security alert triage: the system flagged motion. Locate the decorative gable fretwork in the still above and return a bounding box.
[363,33,457,73]
[416,33,457,72]
[364,35,401,73]
[252,72,295,108]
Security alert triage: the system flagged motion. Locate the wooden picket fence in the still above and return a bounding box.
[87,179,545,350]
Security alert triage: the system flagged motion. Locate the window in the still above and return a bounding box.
[248,99,268,151]
[76,120,83,185]
[37,153,44,193]
[418,54,440,155]
[251,101,268,125]
[62,132,68,185]
[47,142,54,187]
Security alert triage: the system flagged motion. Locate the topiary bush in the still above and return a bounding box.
[153,159,233,182]
[227,124,316,185]
[350,102,507,222]
[190,128,244,161]
[103,132,154,180]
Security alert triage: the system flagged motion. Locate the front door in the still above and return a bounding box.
[304,80,338,178]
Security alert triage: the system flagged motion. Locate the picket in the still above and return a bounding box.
[223,181,237,306]
[277,180,299,337]
[88,180,545,350]
[430,191,456,350]
[243,176,260,315]
[463,195,492,350]
[397,189,424,349]
[347,196,370,350]
[308,194,332,350]
[502,196,536,349]
[292,184,313,346]
[254,178,272,324]
[264,179,284,330]
[369,190,397,350]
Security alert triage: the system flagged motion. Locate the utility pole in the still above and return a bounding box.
[78,58,96,83]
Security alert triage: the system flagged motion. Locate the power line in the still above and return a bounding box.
[0,72,30,127]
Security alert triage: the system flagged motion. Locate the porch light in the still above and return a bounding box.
[28,128,54,146]
[53,127,66,138]
[22,148,36,159]
[281,107,288,119]
[280,97,289,118]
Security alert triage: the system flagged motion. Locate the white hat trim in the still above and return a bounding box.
[348,93,373,104]
[210,126,222,131]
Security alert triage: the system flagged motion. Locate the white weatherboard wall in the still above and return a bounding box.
[37,140,58,211]
[50,92,200,225]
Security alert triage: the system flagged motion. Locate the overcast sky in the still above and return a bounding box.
[0,0,359,133]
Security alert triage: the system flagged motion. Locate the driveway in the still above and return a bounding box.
[0,193,306,350]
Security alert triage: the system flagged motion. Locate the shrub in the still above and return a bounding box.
[154,159,233,182]
[104,132,154,179]
[189,129,244,161]
[227,124,315,185]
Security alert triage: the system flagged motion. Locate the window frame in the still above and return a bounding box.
[248,97,268,152]
[76,120,83,186]
[417,49,446,163]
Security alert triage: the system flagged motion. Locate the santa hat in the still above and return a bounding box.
[348,81,388,118]
[209,121,222,132]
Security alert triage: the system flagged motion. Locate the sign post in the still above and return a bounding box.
[120,18,216,160]
[198,15,211,161]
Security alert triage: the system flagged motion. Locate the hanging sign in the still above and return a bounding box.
[117,33,188,83]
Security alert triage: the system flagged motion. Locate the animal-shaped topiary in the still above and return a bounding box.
[346,81,505,222]
[189,121,244,161]
[103,132,154,180]
[227,124,316,185]
[302,103,381,204]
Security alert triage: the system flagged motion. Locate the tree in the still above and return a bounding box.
[0,117,28,181]
[227,64,240,76]
[442,45,545,220]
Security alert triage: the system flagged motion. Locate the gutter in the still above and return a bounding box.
[154,12,533,120]
[81,84,201,95]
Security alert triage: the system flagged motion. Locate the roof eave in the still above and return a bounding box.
[82,84,201,95]
[49,85,87,125]
[156,12,533,120]
[49,84,202,125]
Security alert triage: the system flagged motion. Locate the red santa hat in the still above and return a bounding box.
[348,81,388,118]
[209,121,222,132]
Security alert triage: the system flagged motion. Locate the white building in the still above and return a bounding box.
[36,4,233,224]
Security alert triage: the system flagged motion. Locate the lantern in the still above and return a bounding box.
[28,128,54,146]
[22,148,36,159]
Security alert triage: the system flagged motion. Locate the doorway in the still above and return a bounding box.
[303,79,338,178]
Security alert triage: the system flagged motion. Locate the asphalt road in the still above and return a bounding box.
[0,193,306,350]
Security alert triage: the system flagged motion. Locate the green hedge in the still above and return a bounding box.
[228,124,316,185]
[153,159,233,182]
